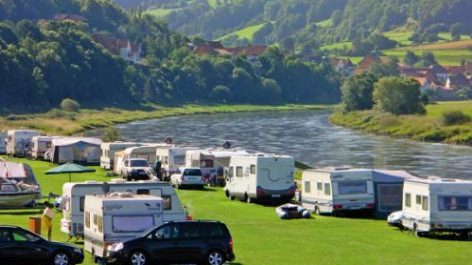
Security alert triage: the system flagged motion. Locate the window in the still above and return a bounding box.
[46,142,51,148]
[183,169,203,176]
[0,229,11,242]
[93,214,98,226]
[80,197,85,212]
[324,183,331,196]
[236,167,243,177]
[422,196,429,211]
[97,215,103,233]
[416,195,422,205]
[154,225,171,239]
[12,230,39,242]
[405,193,411,207]
[130,160,149,167]
[228,167,234,178]
[178,223,200,239]
[199,223,224,238]
[137,189,150,195]
[304,181,311,193]
[162,196,172,210]
[164,156,169,165]
[0,184,18,192]
[200,160,214,168]
[338,181,367,195]
[250,165,256,174]
[173,155,185,166]
[438,196,472,211]
[317,182,323,191]
[85,211,90,229]
[112,216,154,233]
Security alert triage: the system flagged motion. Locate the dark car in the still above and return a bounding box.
[0,225,84,265]
[106,220,235,265]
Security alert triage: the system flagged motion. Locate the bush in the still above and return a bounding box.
[102,127,122,142]
[5,115,27,121]
[60,98,81,112]
[441,110,471,126]
[45,109,76,120]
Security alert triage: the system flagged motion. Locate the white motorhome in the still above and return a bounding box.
[402,177,472,236]
[6,130,40,156]
[31,135,54,159]
[301,167,375,214]
[116,145,167,175]
[60,180,185,238]
[225,154,296,203]
[156,145,197,177]
[84,193,164,259]
[0,131,7,154]
[100,142,142,170]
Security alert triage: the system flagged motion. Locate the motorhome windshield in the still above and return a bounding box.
[337,181,367,195]
[438,196,472,211]
[131,160,149,167]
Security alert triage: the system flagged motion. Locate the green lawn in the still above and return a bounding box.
[2,157,472,265]
[383,49,472,66]
[216,23,267,41]
[383,31,414,46]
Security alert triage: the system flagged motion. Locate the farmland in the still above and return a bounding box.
[1,157,472,265]
[217,23,267,41]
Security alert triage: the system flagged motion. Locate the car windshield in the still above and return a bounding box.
[184,169,202,176]
[138,226,157,238]
[131,160,149,167]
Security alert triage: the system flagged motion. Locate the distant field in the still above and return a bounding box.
[144,8,177,17]
[383,31,414,46]
[384,49,472,66]
[396,39,472,51]
[320,41,353,51]
[217,22,266,41]
[315,18,332,27]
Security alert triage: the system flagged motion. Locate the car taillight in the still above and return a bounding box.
[333,204,343,209]
[366,203,375,209]
[257,188,266,196]
[229,238,233,250]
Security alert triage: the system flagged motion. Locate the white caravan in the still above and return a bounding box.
[402,177,472,236]
[60,180,185,238]
[117,145,167,175]
[225,154,296,203]
[0,131,7,154]
[156,145,197,177]
[301,167,375,214]
[6,130,40,156]
[84,193,164,259]
[100,142,142,170]
[32,135,54,159]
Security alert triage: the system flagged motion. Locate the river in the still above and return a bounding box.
[97,110,472,179]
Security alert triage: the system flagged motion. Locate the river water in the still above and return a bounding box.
[99,110,472,179]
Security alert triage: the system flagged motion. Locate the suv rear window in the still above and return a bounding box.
[184,169,202,176]
[199,223,225,238]
[131,160,149,167]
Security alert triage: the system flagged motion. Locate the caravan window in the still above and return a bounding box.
[97,215,103,233]
[228,167,234,178]
[236,167,243,177]
[112,216,154,233]
[304,181,311,193]
[85,211,90,228]
[422,196,429,211]
[317,182,323,191]
[416,195,422,206]
[338,181,367,195]
[173,155,185,166]
[405,193,411,207]
[200,160,214,168]
[80,197,85,212]
[324,183,331,196]
[137,189,150,195]
[250,165,256,174]
[438,196,472,211]
[162,196,172,210]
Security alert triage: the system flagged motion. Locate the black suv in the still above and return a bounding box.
[0,225,84,265]
[106,220,235,265]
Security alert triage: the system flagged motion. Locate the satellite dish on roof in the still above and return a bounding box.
[222,141,232,149]
[102,182,110,196]
[164,137,173,145]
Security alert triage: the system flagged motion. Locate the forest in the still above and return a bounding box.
[0,0,341,113]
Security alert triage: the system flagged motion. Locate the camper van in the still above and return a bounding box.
[402,177,472,236]
[0,131,7,154]
[6,130,40,157]
[225,154,296,203]
[116,145,166,175]
[156,145,197,178]
[301,167,375,215]
[84,193,164,260]
[31,135,54,159]
[100,142,142,170]
[60,180,185,238]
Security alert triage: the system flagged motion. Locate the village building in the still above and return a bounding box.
[329,57,355,76]
[353,55,382,75]
[92,34,143,64]
[445,74,471,90]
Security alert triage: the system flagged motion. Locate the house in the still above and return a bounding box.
[444,66,465,76]
[429,64,449,84]
[244,44,267,59]
[464,61,472,76]
[194,44,216,56]
[412,77,432,92]
[445,74,471,90]
[353,55,382,75]
[54,14,86,23]
[330,57,355,76]
[92,35,142,64]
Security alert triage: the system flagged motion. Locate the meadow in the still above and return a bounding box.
[330,101,472,145]
[216,23,267,42]
[1,157,472,265]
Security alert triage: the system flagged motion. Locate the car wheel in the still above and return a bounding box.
[52,252,70,265]
[129,250,147,265]
[206,250,225,265]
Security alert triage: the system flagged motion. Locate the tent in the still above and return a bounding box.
[50,137,102,165]
[372,170,418,218]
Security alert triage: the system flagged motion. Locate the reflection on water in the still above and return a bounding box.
[96,110,472,179]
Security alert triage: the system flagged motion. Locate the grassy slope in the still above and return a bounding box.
[1,157,472,265]
[144,8,177,17]
[216,23,266,41]
[330,101,472,145]
[0,104,329,136]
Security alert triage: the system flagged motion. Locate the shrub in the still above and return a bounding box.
[102,127,122,142]
[46,109,75,120]
[60,98,81,112]
[5,115,27,121]
[441,110,471,126]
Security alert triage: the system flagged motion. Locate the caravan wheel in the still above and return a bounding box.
[413,224,423,238]
[245,194,253,204]
[314,206,321,215]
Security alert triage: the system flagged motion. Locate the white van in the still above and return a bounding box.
[84,193,164,259]
[156,145,197,178]
[6,130,40,156]
[100,142,142,170]
[31,135,54,159]
[117,145,167,175]
[60,180,185,238]
[0,131,7,154]
[225,154,296,203]
[402,177,472,236]
[301,167,375,215]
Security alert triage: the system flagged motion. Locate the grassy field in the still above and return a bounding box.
[216,23,266,41]
[0,104,329,136]
[330,101,472,145]
[1,157,472,265]
[315,18,332,28]
[383,31,414,46]
[383,49,472,66]
[320,41,353,51]
[144,8,177,17]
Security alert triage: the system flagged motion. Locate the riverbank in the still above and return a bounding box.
[330,101,472,145]
[0,104,330,135]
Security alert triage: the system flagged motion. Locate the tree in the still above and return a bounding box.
[373,77,425,115]
[212,85,231,101]
[60,98,80,112]
[450,23,462,41]
[341,73,377,112]
[102,127,122,142]
[403,51,418,66]
[369,57,399,78]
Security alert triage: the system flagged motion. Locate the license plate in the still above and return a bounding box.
[271,194,281,198]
